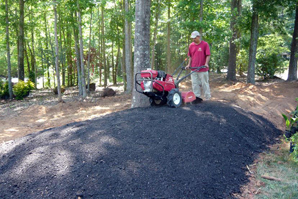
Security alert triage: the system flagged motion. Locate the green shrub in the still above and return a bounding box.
[0,80,9,99]
[282,98,298,162]
[13,80,35,100]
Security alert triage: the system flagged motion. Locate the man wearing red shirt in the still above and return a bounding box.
[186,31,211,103]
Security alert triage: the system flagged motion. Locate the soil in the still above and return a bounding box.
[0,73,297,198]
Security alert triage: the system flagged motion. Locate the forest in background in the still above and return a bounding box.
[0,0,297,103]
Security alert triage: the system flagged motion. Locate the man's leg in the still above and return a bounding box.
[191,72,201,98]
[198,71,211,100]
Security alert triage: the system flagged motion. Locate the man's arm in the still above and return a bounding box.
[205,55,210,68]
[186,57,192,69]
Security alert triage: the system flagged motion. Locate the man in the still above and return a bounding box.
[185,30,211,103]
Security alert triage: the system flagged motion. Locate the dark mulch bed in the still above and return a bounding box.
[0,101,280,199]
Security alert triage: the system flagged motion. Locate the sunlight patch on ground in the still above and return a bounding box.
[4,128,19,132]
[36,118,47,123]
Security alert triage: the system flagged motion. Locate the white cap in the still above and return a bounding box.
[190,31,201,38]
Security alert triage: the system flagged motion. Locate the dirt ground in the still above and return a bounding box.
[0,73,297,144]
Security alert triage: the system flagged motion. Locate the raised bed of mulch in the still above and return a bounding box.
[0,101,280,198]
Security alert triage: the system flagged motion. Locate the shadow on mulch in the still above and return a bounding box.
[0,101,280,199]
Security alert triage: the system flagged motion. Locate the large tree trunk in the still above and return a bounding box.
[151,0,160,70]
[77,0,87,98]
[247,3,258,84]
[125,0,132,93]
[166,0,171,72]
[6,0,13,99]
[131,0,151,108]
[287,2,298,81]
[18,0,25,81]
[227,0,241,81]
[53,1,62,102]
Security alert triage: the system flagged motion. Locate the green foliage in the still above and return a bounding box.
[0,80,9,99]
[13,80,35,100]
[282,98,298,162]
[256,34,288,79]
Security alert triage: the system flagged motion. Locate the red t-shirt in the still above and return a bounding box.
[187,41,211,72]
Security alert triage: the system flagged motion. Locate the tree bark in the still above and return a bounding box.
[132,0,151,108]
[54,1,62,102]
[101,4,107,87]
[6,0,13,99]
[151,0,160,70]
[287,1,298,81]
[247,2,258,84]
[18,0,25,81]
[227,0,241,81]
[44,12,51,88]
[73,11,83,96]
[166,0,171,72]
[199,0,203,34]
[77,0,87,98]
[87,8,93,92]
[125,0,132,92]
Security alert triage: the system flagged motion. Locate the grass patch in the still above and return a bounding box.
[255,144,298,199]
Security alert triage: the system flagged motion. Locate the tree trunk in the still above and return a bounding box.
[18,0,25,81]
[73,11,83,96]
[44,12,51,88]
[77,0,87,98]
[30,7,36,87]
[227,0,241,81]
[247,2,258,84]
[125,0,133,92]
[101,4,107,87]
[287,1,298,81]
[6,0,13,99]
[132,0,151,108]
[66,25,73,86]
[53,1,62,102]
[151,0,160,70]
[87,8,93,92]
[199,0,203,34]
[166,0,171,72]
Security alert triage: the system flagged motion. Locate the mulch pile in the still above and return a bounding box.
[0,101,280,198]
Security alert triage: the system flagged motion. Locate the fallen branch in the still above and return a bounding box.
[261,175,282,181]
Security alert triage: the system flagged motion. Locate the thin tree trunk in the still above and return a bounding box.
[112,40,115,85]
[73,12,83,96]
[53,1,62,102]
[87,8,93,92]
[18,0,25,81]
[44,13,51,88]
[30,6,36,87]
[125,0,132,92]
[101,4,107,87]
[151,0,160,70]
[132,0,151,108]
[6,0,13,99]
[247,2,258,84]
[77,0,87,98]
[66,25,73,86]
[287,1,298,81]
[199,0,203,34]
[166,0,171,72]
